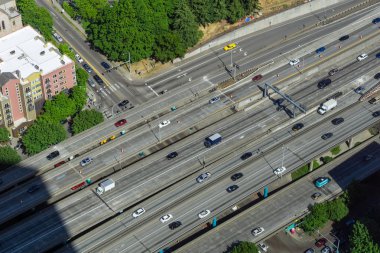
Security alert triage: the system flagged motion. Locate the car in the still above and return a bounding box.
[159,90,168,95]
[292,123,304,131]
[317,78,332,89]
[315,47,326,54]
[101,61,111,70]
[118,100,129,107]
[321,133,333,140]
[328,68,339,76]
[224,43,237,51]
[167,151,178,160]
[209,97,220,104]
[14,142,22,150]
[82,63,92,73]
[273,166,286,175]
[87,79,96,88]
[369,97,380,104]
[80,157,93,167]
[374,73,380,80]
[251,227,265,236]
[304,249,315,253]
[372,111,380,117]
[315,238,327,247]
[53,32,63,42]
[241,152,252,160]
[315,177,331,188]
[258,243,268,252]
[196,172,211,183]
[311,192,322,200]
[159,120,171,128]
[231,173,243,181]
[226,185,239,193]
[27,185,40,194]
[168,221,182,230]
[47,150,60,160]
[357,53,368,61]
[354,86,365,94]
[54,161,66,168]
[93,75,104,85]
[376,53,380,59]
[339,35,349,41]
[198,210,211,219]
[372,17,380,24]
[75,54,84,63]
[321,246,331,253]
[331,117,344,125]
[289,59,300,66]
[114,119,127,127]
[252,74,263,81]
[160,214,173,223]
[132,208,145,218]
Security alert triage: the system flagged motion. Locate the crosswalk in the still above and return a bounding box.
[94,83,122,97]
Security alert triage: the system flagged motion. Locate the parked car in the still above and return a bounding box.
[75,54,84,63]
[252,74,263,81]
[160,214,173,223]
[251,227,265,236]
[315,177,331,188]
[258,243,268,252]
[315,238,327,247]
[47,150,60,160]
[226,185,239,193]
[231,173,243,181]
[196,172,211,183]
[357,53,368,61]
[87,79,96,88]
[292,123,304,131]
[53,32,63,42]
[304,249,315,253]
[198,210,211,219]
[159,120,171,128]
[311,192,322,200]
[132,208,145,218]
[82,63,92,73]
[331,117,344,125]
[80,157,93,167]
[114,119,127,127]
[241,152,252,160]
[328,68,339,76]
[321,133,333,140]
[321,246,331,253]
[27,185,40,194]
[101,61,111,70]
[93,75,104,85]
[223,43,236,51]
[339,35,349,41]
[166,151,178,160]
[168,221,182,230]
[289,59,300,66]
[14,142,23,150]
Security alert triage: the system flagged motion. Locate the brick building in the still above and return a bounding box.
[0,26,76,136]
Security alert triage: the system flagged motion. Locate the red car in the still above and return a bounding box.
[252,74,263,81]
[114,119,127,127]
[54,161,66,168]
[315,238,327,247]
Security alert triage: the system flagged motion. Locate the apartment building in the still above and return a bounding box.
[0,26,76,136]
[0,0,22,38]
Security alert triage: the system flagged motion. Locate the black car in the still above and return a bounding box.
[47,150,60,160]
[317,79,332,89]
[339,35,349,41]
[82,63,92,73]
[118,100,129,107]
[374,73,380,80]
[101,61,111,70]
[231,173,243,181]
[93,75,104,85]
[168,221,182,230]
[328,68,339,76]
[240,152,252,160]
[321,133,333,140]
[166,151,178,160]
[311,192,322,200]
[331,117,344,125]
[292,123,304,131]
[27,185,40,194]
[226,185,239,193]
[373,111,380,117]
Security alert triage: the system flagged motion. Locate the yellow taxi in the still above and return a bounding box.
[109,135,116,141]
[223,43,237,51]
[100,139,107,145]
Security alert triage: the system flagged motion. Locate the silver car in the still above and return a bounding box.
[196,172,211,183]
[80,157,93,167]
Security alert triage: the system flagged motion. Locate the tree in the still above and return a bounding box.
[350,221,380,253]
[328,198,348,222]
[74,0,108,21]
[227,0,245,23]
[62,2,76,18]
[171,0,202,48]
[0,146,21,169]
[330,146,341,156]
[72,109,104,134]
[189,0,212,26]
[22,120,67,155]
[70,86,87,112]
[0,127,10,142]
[58,43,76,61]
[230,241,259,253]
[301,203,329,233]
[42,93,77,123]
[76,68,89,87]
[241,0,261,16]
[210,0,229,22]
[153,30,186,62]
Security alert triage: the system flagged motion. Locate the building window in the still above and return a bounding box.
[53,74,57,78]
[45,78,50,83]
[1,21,5,30]
[55,90,59,94]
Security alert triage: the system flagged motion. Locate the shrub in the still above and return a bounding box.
[330,146,341,156]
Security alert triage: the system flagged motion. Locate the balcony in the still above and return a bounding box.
[28,104,34,112]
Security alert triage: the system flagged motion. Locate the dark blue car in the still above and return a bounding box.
[315,47,326,54]
[372,17,380,24]
[376,53,380,59]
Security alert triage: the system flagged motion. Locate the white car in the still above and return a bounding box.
[80,157,93,167]
[53,32,63,42]
[198,210,211,219]
[75,54,84,63]
[159,120,171,128]
[196,172,211,183]
[289,59,300,66]
[252,227,265,236]
[357,53,368,61]
[258,243,269,252]
[209,97,220,104]
[132,208,145,218]
[273,166,286,175]
[160,214,173,223]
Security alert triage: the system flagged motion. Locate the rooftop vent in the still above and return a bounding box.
[40,51,45,56]
[34,65,40,70]
[10,50,15,55]
[60,60,65,65]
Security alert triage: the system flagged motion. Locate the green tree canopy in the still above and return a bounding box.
[76,68,89,87]
[22,120,67,155]
[58,43,76,61]
[42,93,77,123]
[70,86,87,111]
[153,30,186,62]
[328,198,349,222]
[72,109,104,134]
[301,203,329,232]
[228,0,245,23]
[230,241,259,253]
[0,146,21,169]
[350,221,380,253]
[0,127,10,142]
[189,0,212,26]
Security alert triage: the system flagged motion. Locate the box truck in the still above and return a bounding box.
[204,133,222,148]
[317,99,337,115]
[96,179,115,195]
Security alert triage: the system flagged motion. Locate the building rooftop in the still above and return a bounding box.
[0,26,72,81]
